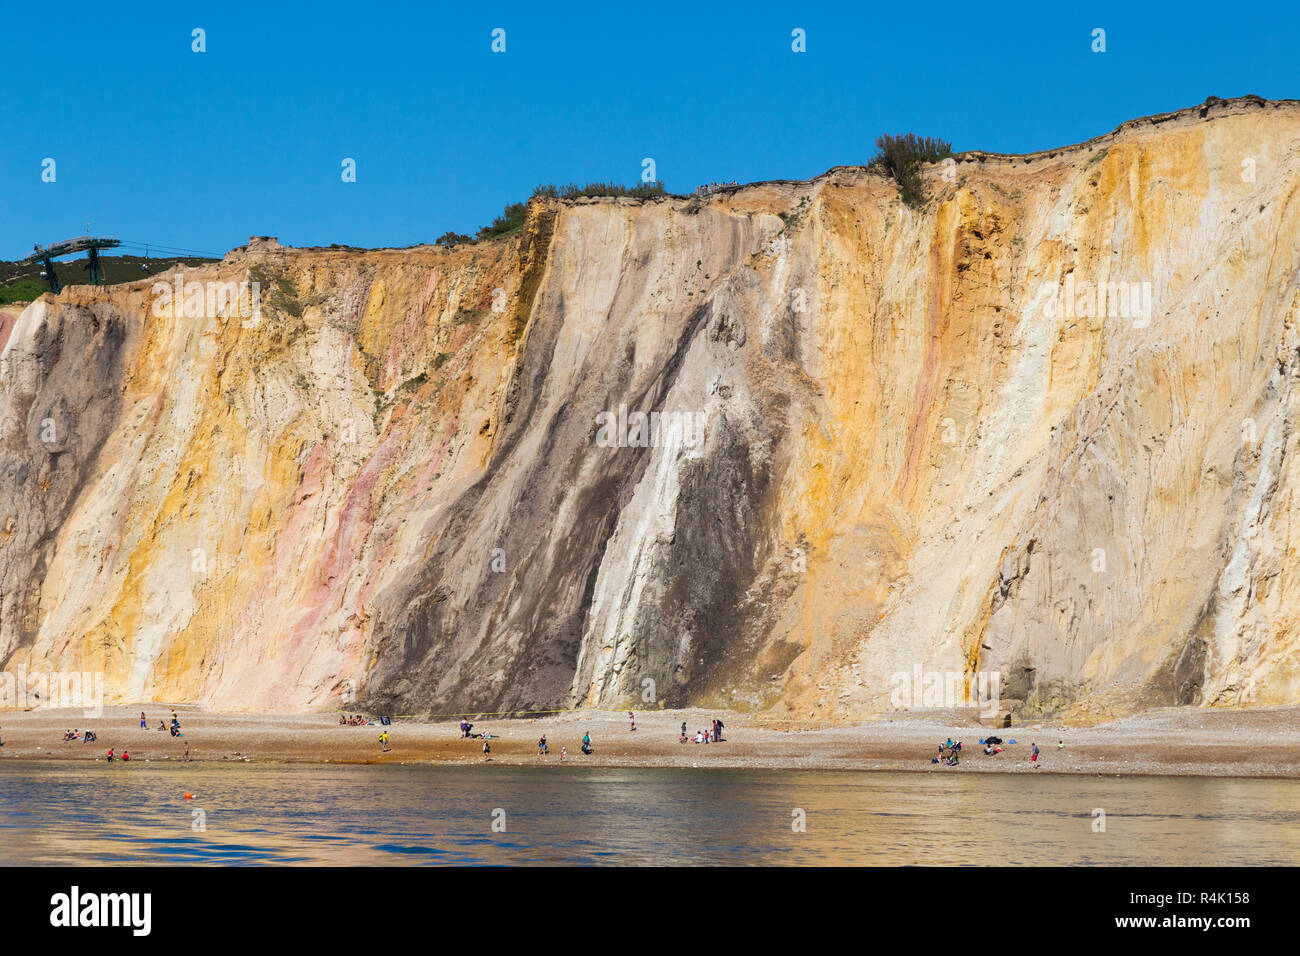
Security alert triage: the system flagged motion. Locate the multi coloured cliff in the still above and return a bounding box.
[4,96,1300,720]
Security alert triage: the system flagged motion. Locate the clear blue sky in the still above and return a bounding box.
[2,0,1295,257]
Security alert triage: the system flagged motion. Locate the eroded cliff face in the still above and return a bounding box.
[4,97,1300,719]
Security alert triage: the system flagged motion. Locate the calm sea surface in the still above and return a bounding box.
[1,762,1296,865]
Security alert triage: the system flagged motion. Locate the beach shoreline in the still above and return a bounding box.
[1,705,1297,779]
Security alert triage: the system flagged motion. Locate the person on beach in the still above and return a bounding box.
[560,746,566,762]
[581,732,592,755]
[539,735,548,755]
[140,712,146,729]
[122,751,130,762]
[715,719,724,741]
[107,748,115,762]
[1057,740,1064,750]
[379,730,390,752]
[1031,743,1039,767]
[482,738,490,756]
[681,721,687,737]
[628,711,636,731]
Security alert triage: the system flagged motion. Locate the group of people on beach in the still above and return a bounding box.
[95,711,190,763]
[141,711,183,736]
[61,728,96,742]
[680,719,725,744]
[531,731,590,758]
[930,736,1060,767]
[340,714,374,726]
[933,738,963,765]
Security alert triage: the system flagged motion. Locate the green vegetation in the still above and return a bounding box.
[869,133,954,209]
[778,196,811,231]
[530,181,667,200]
[475,202,529,240]
[0,254,219,302]
[0,280,47,304]
[267,276,303,317]
[435,231,473,246]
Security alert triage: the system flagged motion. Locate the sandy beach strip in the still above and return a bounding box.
[1,705,1298,778]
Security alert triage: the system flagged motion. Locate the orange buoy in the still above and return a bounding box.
[184,793,193,800]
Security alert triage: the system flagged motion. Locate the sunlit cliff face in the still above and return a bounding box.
[3,97,1299,720]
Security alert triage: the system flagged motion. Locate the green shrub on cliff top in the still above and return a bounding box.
[531,181,667,200]
[476,202,529,240]
[869,133,953,209]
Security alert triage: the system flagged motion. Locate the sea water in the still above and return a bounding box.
[1,762,1296,865]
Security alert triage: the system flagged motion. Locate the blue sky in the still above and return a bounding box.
[2,0,1295,257]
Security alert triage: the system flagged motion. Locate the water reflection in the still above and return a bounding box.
[0,762,1296,865]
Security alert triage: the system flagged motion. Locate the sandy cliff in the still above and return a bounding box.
[4,96,1300,720]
